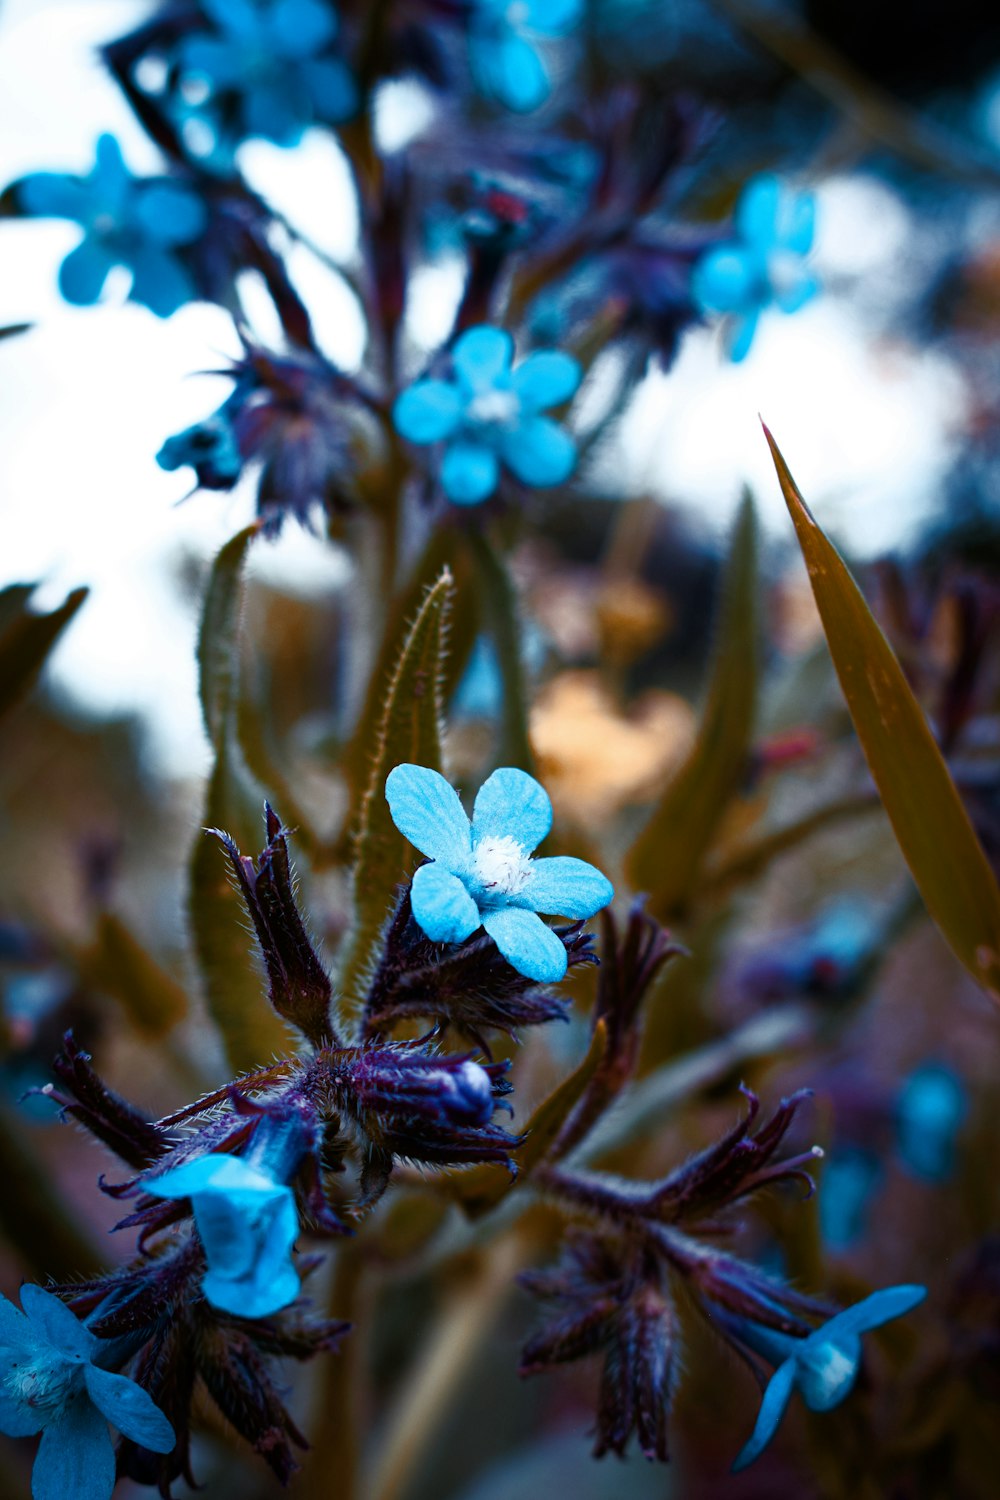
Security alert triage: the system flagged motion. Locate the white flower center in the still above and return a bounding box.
[797,1338,859,1411]
[472,834,534,898]
[466,388,521,428]
[767,246,805,299]
[4,1354,77,1415]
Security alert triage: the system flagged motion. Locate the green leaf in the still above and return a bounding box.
[78,914,188,1038]
[452,1019,609,1218]
[764,422,1000,1002]
[340,570,453,1005]
[626,492,759,920]
[189,525,289,1069]
[0,584,88,719]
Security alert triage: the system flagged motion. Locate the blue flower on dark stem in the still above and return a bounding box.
[176,0,358,154]
[0,1284,174,1500]
[469,0,582,113]
[385,763,613,982]
[731,1284,927,1471]
[18,135,207,317]
[393,325,581,505]
[692,174,817,362]
[896,1063,967,1182]
[146,1153,300,1318]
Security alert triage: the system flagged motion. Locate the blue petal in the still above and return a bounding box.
[300,57,359,120]
[0,1386,44,1437]
[820,1285,927,1341]
[128,246,195,318]
[451,325,514,396]
[58,239,115,305]
[472,767,551,852]
[727,308,760,364]
[133,184,207,246]
[91,135,131,218]
[523,0,583,34]
[201,0,262,38]
[501,415,576,487]
[204,1256,300,1319]
[519,855,613,918]
[0,1292,33,1350]
[82,1367,175,1453]
[471,29,551,113]
[481,907,567,981]
[736,174,781,250]
[777,189,815,255]
[20,1285,96,1359]
[33,1396,115,1500]
[731,1358,796,1471]
[441,440,499,504]
[691,246,756,314]
[181,35,245,87]
[385,763,472,868]
[244,80,307,145]
[18,173,90,222]
[393,380,463,444]
[773,267,818,315]
[411,862,482,943]
[267,0,337,57]
[510,350,580,412]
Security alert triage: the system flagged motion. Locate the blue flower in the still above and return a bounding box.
[896,1063,967,1182]
[469,0,582,113]
[692,174,817,362]
[384,763,613,982]
[146,1153,300,1318]
[18,135,207,317]
[175,0,358,155]
[731,1284,927,1471]
[156,405,243,491]
[0,1283,174,1500]
[393,325,581,505]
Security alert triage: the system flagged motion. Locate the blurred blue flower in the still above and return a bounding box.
[393,325,580,505]
[731,1284,927,1471]
[176,0,358,154]
[692,174,817,362]
[146,1152,300,1318]
[896,1062,967,1182]
[385,763,613,982]
[156,404,243,490]
[0,1283,174,1500]
[18,135,207,317]
[469,0,582,113]
[818,1148,881,1252]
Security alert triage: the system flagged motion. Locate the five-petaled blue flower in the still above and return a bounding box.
[385,763,613,982]
[176,0,358,154]
[18,135,207,317]
[469,0,582,113]
[692,174,817,362]
[731,1284,927,1471]
[393,325,581,505]
[0,1283,174,1500]
[146,1153,300,1318]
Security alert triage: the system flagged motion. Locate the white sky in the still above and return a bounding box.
[0,0,972,775]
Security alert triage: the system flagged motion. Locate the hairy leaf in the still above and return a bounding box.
[0,583,88,719]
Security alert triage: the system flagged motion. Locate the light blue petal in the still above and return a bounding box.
[691,246,756,314]
[0,1293,33,1350]
[267,0,337,57]
[819,1285,927,1341]
[82,1367,175,1453]
[58,239,115,306]
[20,1285,96,1360]
[481,907,567,982]
[518,855,613,918]
[727,308,760,364]
[133,184,207,246]
[731,1358,796,1471]
[736,174,781,250]
[128,245,195,318]
[523,0,583,34]
[411,862,482,944]
[181,35,245,87]
[471,29,551,113]
[472,767,552,851]
[385,764,472,868]
[0,1387,44,1437]
[773,268,818,315]
[500,415,576,487]
[300,57,359,120]
[32,1396,115,1500]
[203,1258,300,1319]
[201,0,261,38]
[451,325,514,396]
[441,440,499,505]
[777,190,815,255]
[18,173,90,222]
[393,380,463,444]
[91,135,131,217]
[244,80,306,145]
[510,350,581,412]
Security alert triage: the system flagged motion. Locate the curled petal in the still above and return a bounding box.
[385,763,472,868]
[731,1358,796,1471]
[482,907,568,982]
[393,380,463,444]
[411,862,482,945]
[520,856,613,919]
[501,415,576,487]
[472,767,552,851]
[510,350,581,412]
[451,324,514,395]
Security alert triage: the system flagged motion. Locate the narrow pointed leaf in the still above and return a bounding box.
[0,585,88,719]
[78,913,188,1038]
[764,423,1000,1002]
[626,494,759,920]
[340,570,454,1004]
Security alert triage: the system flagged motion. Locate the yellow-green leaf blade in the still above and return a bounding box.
[764,422,1000,1001]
